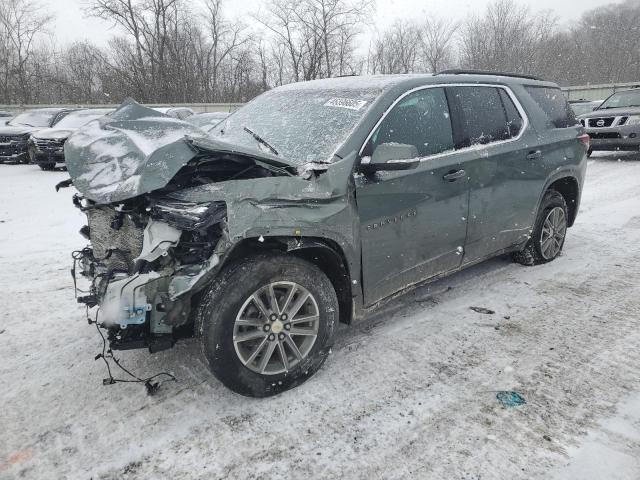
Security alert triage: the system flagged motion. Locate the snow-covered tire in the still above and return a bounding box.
[197,253,338,397]
[512,189,568,266]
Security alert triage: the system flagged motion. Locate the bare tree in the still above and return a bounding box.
[257,0,371,83]
[419,17,458,73]
[0,0,52,103]
[368,20,421,74]
[200,0,248,102]
[459,0,557,75]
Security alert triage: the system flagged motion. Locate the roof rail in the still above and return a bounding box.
[436,69,543,81]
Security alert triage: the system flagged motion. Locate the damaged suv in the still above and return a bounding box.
[66,72,587,397]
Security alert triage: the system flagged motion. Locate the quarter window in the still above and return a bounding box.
[449,86,523,147]
[368,87,454,158]
[525,86,577,129]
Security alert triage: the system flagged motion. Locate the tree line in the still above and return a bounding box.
[0,0,638,105]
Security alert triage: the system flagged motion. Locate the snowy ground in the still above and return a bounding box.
[1,153,640,480]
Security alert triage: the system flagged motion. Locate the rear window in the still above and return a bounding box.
[449,86,523,147]
[526,86,577,128]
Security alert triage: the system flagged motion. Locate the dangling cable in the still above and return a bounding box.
[88,308,177,395]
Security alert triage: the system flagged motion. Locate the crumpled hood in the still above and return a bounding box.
[65,99,211,204]
[65,99,299,205]
[32,127,75,140]
[0,125,38,137]
[580,106,640,119]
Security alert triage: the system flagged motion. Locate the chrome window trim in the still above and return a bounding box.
[358,83,530,164]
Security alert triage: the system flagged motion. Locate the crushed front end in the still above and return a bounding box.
[73,193,227,352]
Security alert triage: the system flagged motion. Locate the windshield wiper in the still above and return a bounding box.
[243,126,279,156]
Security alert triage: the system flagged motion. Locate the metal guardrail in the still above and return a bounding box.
[0,103,244,114]
[561,82,640,101]
[2,82,640,111]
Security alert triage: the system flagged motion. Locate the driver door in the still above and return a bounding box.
[355,87,470,306]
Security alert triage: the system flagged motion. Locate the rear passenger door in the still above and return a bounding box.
[446,85,541,263]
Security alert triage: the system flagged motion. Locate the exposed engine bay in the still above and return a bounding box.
[72,152,288,353]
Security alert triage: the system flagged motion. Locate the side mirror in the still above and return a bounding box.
[362,143,420,172]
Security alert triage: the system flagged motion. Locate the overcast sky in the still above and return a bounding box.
[46,0,624,46]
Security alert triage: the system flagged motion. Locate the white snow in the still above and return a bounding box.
[2,151,640,479]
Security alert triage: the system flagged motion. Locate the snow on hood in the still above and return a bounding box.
[580,106,640,118]
[65,99,208,204]
[0,125,38,136]
[32,128,75,140]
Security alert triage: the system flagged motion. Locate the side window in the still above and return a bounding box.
[368,87,454,158]
[499,89,524,138]
[525,86,577,129]
[450,86,517,147]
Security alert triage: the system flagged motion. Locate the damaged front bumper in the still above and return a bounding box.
[73,196,228,352]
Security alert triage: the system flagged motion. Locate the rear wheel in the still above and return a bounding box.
[512,189,568,266]
[39,162,55,171]
[197,254,338,397]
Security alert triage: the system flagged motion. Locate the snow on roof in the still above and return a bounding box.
[276,74,434,92]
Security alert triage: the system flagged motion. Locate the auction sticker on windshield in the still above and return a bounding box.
[324,98,368,111]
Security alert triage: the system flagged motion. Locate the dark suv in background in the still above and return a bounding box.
[0,108,74,164]
[578,88,640,155]
[29,108,114,170]
[66,71,588,397]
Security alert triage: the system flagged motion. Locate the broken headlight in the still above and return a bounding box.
[151,199,226,231]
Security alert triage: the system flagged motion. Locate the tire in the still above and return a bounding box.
[512,189,569,266]
[587,148,593,158]
[197,253,338,397]
[25,146,36,164]
[39,163,55,171]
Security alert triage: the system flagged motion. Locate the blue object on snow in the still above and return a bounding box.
[496,391,526,407]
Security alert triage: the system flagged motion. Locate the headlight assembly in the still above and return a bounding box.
[151,199,226,231]
[625,115,640,126]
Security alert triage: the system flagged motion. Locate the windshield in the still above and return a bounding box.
[210,88,381,164]
[9,110,58,127]
[55,110,112,129]
[598,90,640,110]
[572,102,599,116]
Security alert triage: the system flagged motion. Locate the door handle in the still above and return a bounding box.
[526,150,542,160]
[443,169,466,182]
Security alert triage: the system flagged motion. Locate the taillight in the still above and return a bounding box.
[577,133,590,149]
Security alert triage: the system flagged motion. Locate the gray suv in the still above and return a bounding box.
[579,88,640,156]
[65,72,588,397]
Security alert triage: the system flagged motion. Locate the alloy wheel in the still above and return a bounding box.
[233,281,320,375]
[540,206,567,260]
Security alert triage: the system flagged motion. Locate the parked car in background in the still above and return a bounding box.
[578,88,640,156]
[570,100,602,116]
[0,108,75,164]
[29,108,114,170]
[152,106,195,120]
[0,111,13,126]
[187,111,229,131]
[66,72,588,397]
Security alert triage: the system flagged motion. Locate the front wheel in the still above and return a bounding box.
[512,189,568,266]
[39,162,55,171]
[197,254,338,397]
[26,144,37,164]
